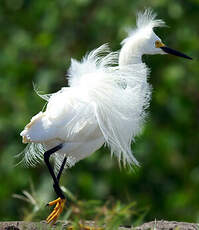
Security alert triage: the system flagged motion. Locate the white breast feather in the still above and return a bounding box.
[67,44,151,166]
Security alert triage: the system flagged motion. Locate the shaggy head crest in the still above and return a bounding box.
[136,9,165,30]
[121,9,166,45]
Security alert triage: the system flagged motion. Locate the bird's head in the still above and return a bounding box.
[121,9,192,61]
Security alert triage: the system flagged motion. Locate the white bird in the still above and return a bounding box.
[20,9,192,224]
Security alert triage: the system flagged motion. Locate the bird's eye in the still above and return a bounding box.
[155,40,164,48]
[155,41,160,48]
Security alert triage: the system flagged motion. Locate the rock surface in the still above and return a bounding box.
[0,220,198,230]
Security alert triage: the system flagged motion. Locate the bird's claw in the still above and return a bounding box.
[46,197,66,224]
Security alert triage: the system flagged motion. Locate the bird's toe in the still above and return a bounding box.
[46,197,66,224]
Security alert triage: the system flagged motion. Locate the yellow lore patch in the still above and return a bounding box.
[155,40,165,48]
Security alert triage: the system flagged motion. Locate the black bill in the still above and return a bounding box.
[160,46,192,60]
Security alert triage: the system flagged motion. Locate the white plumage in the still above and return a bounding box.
[21,9,191,172]
[21,43,150,169]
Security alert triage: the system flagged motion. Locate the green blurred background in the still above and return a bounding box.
[0,0,199,223]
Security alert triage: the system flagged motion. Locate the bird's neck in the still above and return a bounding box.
[119,40,143,65]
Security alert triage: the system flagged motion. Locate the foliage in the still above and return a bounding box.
[0,0,199,224]
[13,185,147,229]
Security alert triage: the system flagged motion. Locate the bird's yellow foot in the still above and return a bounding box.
[46,197,66,224]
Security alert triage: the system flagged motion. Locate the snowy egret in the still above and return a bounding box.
[20,9,192,224]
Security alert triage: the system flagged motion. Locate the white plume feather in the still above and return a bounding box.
[67,44,151,166]
[121,9,165,45]
[136,9,165,30]
[20,44,151,168]
[21,143,45,167]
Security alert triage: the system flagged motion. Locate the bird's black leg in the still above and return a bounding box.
[44,144,67,224]
[56,157,67,183]
[44,144,65,199]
